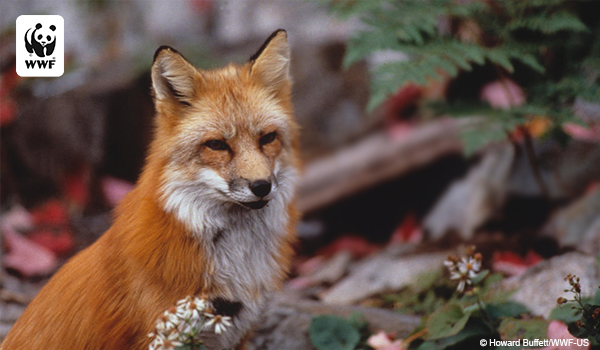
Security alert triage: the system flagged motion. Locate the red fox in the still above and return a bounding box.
[1,29,300,350]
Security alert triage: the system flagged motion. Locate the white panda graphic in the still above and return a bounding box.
[25,23,56,58]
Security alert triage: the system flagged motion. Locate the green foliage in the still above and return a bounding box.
[507,11,588,34]
[175,345,209,350]
[568,304,600,343]
[332,0,600,155]
[382,259,534,350]
[484,302,530,321]
[309,314,365,350]
[425,304,471,340]
[414,319,491,350]
[498,318,549,343]
[551,276,600,345]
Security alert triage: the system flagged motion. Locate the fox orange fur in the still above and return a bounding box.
[1,30,300,350]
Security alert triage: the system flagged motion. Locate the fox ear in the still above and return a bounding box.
[152,46,198,106]
[249,30,291,91]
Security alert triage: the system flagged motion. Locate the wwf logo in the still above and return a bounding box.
[16,15,64,77]
[25,23,57,58]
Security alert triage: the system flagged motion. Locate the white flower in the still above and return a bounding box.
[204,314,233,334]
[445,249,483,293]
[176,296,208,320]
[443,259,455,268]
[456,279,466,293]
[148,330,183,350]
[457,256,481,279]
[154,310,178,333]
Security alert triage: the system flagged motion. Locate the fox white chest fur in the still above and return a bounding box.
[161,163,298,348]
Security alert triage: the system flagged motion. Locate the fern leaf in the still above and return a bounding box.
[486,49,515,73]
[508,11,588,34]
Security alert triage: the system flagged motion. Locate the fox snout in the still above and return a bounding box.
[228,176,276,210]
[250,180,271,197]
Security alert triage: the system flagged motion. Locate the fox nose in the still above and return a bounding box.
[250,180,271,198]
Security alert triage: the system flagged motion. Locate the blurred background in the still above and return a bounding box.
[1,0,600,347]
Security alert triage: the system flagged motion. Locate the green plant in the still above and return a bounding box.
[408,246,547,350]
[331,0,600,155]
[552,274,600,345]
[309,313,372,350]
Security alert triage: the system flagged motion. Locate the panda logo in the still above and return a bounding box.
[24,23,57,58]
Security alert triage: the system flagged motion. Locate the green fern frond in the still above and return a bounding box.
[332,0,599,155]
[365,40,545,111]
[508,11,588,34]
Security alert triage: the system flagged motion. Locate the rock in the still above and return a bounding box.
[502,252,600,318]
[248,294,421,350]
[248,306,313,350]
[542,187,600,254]
[308,251,352,286]
[507,141,600,199]
[320,252,447,305]
[424,144,514,240]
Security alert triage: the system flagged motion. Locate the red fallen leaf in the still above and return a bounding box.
[563,122,600,142]
[480,78,526,110]
[389,212,422,244]
[101,176,134,207]
[31,199,69,227]
[29,228,73,256]
[493,250,542,276]
[385,84,422,121]
[0,67,21,126]
[3,229,58,277]
[61,164,92,208]
[295,255,326,276]
[384,84,422,140]
[316,235,381,259]
[387,122,414,140]
[0,99,17,126]
[1,67,21,92]
[286,276,315,290]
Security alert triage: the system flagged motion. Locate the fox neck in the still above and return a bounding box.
[114,157,297,302]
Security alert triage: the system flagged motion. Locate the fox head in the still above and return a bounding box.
[149,30,299,235]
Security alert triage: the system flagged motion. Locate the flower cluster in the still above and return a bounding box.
[148,295,232,350]
[444,245,482,293]
[557,274,584,309]
[556,273,600,343]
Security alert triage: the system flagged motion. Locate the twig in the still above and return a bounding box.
[519,125,550,198]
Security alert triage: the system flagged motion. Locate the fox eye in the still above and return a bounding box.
[204,140,229,151]
[259,132,277,146]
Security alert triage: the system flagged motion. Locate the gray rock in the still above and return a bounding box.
[542,187,600,254]
[502,252,600,318]
[248,295,421,350]
[424,144,514,240]
[320,252,448,305]
[308,251,352,286]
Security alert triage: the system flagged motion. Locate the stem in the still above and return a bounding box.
[476,295,494,330]
[403,328,428,347]
[519,125,550,197]
[575,294,587,312]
